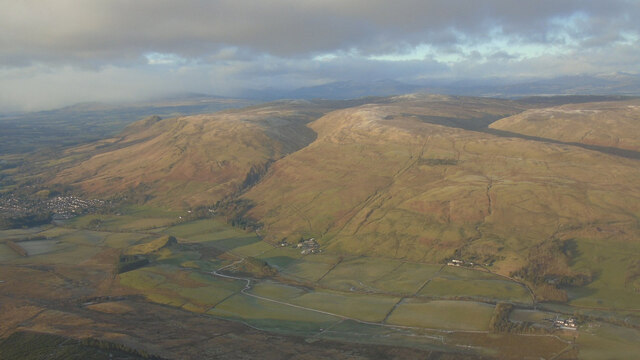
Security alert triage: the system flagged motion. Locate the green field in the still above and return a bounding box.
[249,280,309,300]
[209,236,273,257]
[0,243,20,261]
[119,265,244,312]
[386,299,494,331]
[163,219,228,239]
[577,323,640,360]
[509,309,556,323]
[372,262,443,295]
[4,212,637,358]
[119,267,168,290]
[37,227,77,238]
[249,281,400,323]
[419,276,532,304]
[291,290,400,323]
[318,256,404,292]
[104,232,150,248]
[255,246,303,270]
[54,230,109,246]
[162,220,274,256]
[567,238,640,310]
[0,226,51,239]
[66,214,175,232]
[208,293,342,335]
[280,254,342,282]
[16,239,59,256]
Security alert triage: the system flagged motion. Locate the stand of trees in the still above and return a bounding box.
[489,303,548,334]
[115,255,149,274]
[510,239,593,302]
[0,212,52,230]
[213,198,262,231]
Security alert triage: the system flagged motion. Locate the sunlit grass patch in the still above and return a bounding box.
[146,293,184,307]
[124,235,175,255]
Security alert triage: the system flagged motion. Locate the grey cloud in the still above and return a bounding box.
[2,1,640,112]
[2,0,639,66]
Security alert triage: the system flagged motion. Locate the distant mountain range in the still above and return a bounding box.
[242,73,640,100]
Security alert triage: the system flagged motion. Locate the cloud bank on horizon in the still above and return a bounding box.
[1,0,639,111]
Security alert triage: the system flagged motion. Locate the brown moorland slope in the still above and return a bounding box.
[490,99,640,152]
[241,95,640,280]
[54,101,331,207]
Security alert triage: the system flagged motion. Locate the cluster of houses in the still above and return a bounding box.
[553,316,578,330]
[48,196,106,219]
[0,193,106,220]
[447,259,475,267]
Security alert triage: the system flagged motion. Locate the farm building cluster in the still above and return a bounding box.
[279,238,322,254]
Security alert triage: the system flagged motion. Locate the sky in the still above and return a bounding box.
[1,0,639,112]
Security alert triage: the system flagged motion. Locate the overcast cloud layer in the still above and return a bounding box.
[1,0,639,111]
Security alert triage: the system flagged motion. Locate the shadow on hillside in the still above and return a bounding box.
[408,113,640,160]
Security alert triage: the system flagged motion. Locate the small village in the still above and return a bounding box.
[48,196,107,219]
[0,193,107,221]
[280,237,322,255]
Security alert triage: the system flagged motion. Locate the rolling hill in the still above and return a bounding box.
[54,101,328,207]
[51,94,640,300]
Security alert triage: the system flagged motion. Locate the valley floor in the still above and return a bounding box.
[2,207,639,359]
